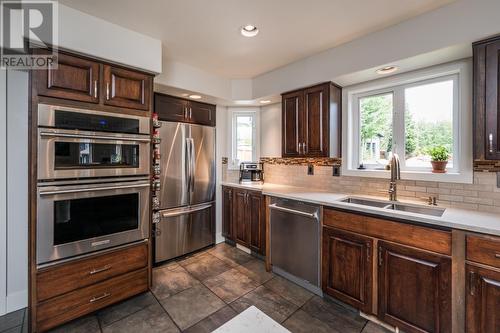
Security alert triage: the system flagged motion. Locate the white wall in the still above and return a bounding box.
[215,105,228,243]
[57,4,162,73]
[0,70,29,316]
[260,103,282,157]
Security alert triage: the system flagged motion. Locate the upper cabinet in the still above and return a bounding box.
[281,82,341,158]
[473,36,500,160]
[33,50,154,113]
[154,93,216,126]
[103,65,151,111]
[35,52,100,104]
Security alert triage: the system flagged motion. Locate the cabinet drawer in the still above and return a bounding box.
[37,268,148,332]
[37,243,147,301]
[466,234,500,268]
[323,208,452,255]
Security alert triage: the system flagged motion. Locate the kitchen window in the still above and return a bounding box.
[343,60,472,183]
[229,108,259,169]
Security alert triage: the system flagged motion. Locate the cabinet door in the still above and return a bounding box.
[155,93,188,122]
[322,227,373,313]
[188,101,216,126]
[378,241,451,333]
[222,187,234,240]
[233,189,250,246]
[466,264,500,333]
[282,91,304,157]
[35,52,100,103]
[103,65,151,111]
[485,40,500,159]
[303,84,329,157]
[248,191,265,255]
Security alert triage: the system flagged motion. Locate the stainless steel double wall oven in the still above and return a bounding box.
[36,104,151,265]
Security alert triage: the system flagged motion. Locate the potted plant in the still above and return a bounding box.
[428,146,449,173]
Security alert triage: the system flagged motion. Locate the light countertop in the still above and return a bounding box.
[221,181,500,236]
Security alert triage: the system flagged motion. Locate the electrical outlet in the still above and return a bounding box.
[307,164,314,175]
[332,165,341,177]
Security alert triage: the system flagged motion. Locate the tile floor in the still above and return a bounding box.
[0,243,391,333]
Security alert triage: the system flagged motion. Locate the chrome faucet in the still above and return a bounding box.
[388,153,401,201]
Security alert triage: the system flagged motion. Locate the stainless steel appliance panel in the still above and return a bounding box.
[189,125,216,206]
[37,178,150,264]
[158,122,189,209]
[38,128,150,180]
[270,199,320,288]
[154,203,214,263]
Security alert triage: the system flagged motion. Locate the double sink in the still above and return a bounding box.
[341,197,445,217]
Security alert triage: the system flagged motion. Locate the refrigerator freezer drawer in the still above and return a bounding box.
[154,203,214,263]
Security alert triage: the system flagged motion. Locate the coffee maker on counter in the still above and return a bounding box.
[239,162,264,184]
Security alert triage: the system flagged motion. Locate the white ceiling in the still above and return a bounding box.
[59,0,455,79]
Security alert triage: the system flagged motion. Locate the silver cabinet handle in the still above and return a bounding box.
[184,107,188,119]
[39,183,150,196]
[106,82,110,100]
[189,107,192,119]
[495,253,500,259]
[298,143,302,154]
[489,133,494,153]
[90,292,111,303]
[89,264,112,275]
[39,131,151,142]
[269,203,318,220]
[303,142,307,154]
[94,80,98,98]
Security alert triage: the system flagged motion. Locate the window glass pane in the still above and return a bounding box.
[404,80,453,168]
[359,93,393,168]
[235,115,253,163]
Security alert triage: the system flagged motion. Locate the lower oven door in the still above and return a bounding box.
[36,178,150,265]
[37,128,150,180]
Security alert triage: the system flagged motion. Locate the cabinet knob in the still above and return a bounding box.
[106,82,110,100]
[489,133,494,153]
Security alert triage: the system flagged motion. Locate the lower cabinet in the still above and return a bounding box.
[378,241,451,333]
[322,227,373,313]
[466,264,500,333]
[222,186,266,255]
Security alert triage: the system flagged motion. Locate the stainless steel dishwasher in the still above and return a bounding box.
[269,197,322,295]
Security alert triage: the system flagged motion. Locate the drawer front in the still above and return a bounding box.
[37,268,148,332]
[323,208,452,255]
[466,234,500,268]
[37,243,147,301]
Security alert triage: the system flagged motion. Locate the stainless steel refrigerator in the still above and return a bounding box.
[154,121,216,263]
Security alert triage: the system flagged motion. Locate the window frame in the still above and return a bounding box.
[343,60,472,183]
[228,108,260,170]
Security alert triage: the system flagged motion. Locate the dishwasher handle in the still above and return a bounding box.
[269,203,319,220]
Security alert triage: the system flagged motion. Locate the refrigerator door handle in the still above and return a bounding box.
[190,138,195,192]
[161,202,213,218]
[185,138,192,193]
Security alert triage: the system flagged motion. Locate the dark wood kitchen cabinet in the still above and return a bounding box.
[155,93,216,126]
[322,227,373,313]
[35,52,100,103]
[466,264,500,333]
[281,82,341,158]
[222,186,265,255]
[103,65,151,110]
[33,50,154,113]
[378,241,452,333]
[222,186,234,241]
[474,36,500,160]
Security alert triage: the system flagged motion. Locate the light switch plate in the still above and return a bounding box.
[332,166,341,177]
[307,164,314,175]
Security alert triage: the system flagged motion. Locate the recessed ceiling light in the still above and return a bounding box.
[260,100,271,104]
[241,24,259,37]
[376,66,399,75]
[189,94,202,99]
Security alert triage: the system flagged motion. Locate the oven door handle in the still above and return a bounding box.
[39,131,151,143]
[39,183,150,196]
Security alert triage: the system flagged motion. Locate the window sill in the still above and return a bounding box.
[341,167,473,184]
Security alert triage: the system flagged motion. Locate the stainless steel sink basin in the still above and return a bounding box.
[341,197,391,208]
[340,197,446,217]
[384,203,445,217]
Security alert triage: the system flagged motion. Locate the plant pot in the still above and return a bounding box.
[431,160,448,173]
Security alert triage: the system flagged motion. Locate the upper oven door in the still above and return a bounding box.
[38,128,150,180]
[36,178,150,265]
